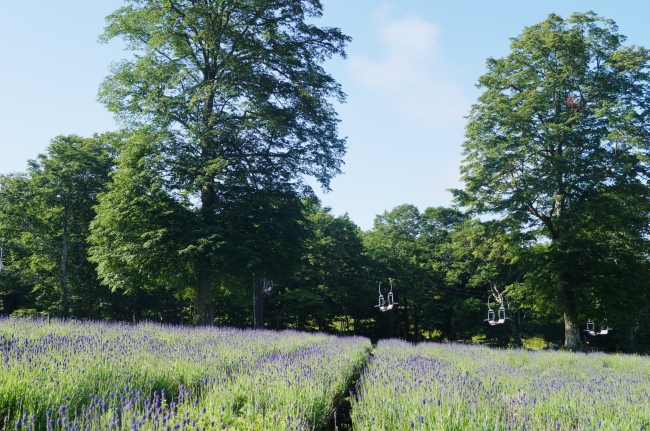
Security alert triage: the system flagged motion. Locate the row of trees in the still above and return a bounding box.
[0,141,544,346]
[1,137,648,352]
[2,3,650,351]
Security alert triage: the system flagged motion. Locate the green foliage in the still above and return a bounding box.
[265,204,373,334]
[9,309,46,318]
[363,205,504,344]
[88,130,195,321]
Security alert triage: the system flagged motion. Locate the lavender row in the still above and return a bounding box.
[351,340,650,430]
[0,318,370,430]
[26,336,370,430]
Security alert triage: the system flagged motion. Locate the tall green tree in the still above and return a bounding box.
[0,135,115,316]
[88,130,195,322]
[417,207,475,342]
[0,174,39,315]
[455,12,650,348]
[206,203,371,333]
[94,0,350,325]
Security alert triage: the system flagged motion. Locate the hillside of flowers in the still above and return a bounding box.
[0,317,370,430]
[351,340,650,430]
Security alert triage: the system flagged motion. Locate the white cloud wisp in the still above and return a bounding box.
[350,13,470,128]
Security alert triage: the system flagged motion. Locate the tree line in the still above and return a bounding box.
[2,2,650,352]
[0,144,557,347]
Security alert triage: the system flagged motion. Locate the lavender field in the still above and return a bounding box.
[351,340,650,431]
[5,318,650,431]
[0,318,370,430]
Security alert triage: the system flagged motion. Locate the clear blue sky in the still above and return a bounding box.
[2,1,649,230]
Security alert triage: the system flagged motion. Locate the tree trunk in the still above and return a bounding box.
[563,308,580,349]
[60,205,70,317]
[510,309,523,347]
[623,319,636,352]
[413,304,419,343]
[194,179,216,326]
[402,296,409,340]
[560,272,580,349]
[194,270,213,325]
[625,319,636,353]
[132,294,140,323]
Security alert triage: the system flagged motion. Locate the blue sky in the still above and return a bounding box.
[2,1,649,230]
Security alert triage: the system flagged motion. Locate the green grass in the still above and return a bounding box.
[522,336,548,350]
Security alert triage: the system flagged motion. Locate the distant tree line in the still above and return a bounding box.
[2,3,650,352]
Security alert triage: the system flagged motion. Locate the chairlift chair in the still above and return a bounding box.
[486,308,495,325]
[386,278,398,310]
[496,304,507,324]
[485,295,507,325]
[485,295,496,325]
[263,279,273,295]
[584,319,596,337]
[597,320,612,336]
